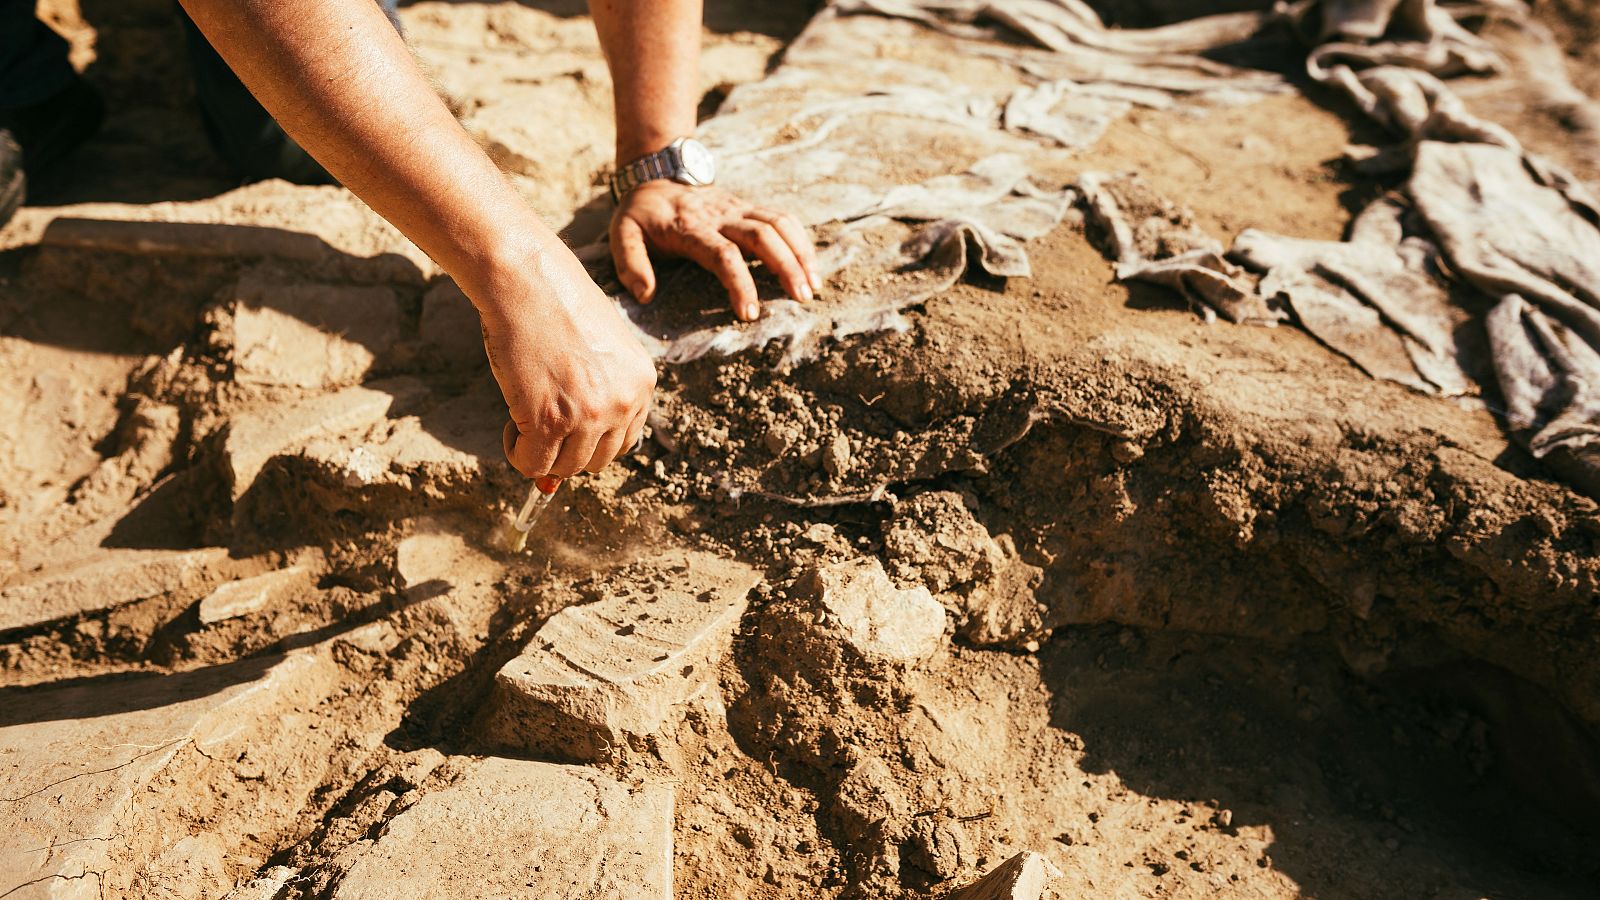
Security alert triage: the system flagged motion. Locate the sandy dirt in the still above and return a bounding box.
[2,1,1599,898]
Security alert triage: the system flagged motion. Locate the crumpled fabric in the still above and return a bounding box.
[601,0,1289,366]
[1229,0,1600,492]
[624,154,1074,364]
[1078,170,1282,327]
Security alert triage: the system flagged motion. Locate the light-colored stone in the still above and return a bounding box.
[417,281,485,369]
[486,550,761,761]
[222,379,416,499]
[793,557,946,668]
[197,565,312,625]
[0,652,340,899]
[295,378,505,493]
[228,272,402,389]
[222,866,298,900]
[0,547,231,633]
[949,851,1065,900]
[394,529,471,594]
[329,757,673,900]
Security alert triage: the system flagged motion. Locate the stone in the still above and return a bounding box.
[394,528,472,598]
[0,547,231,633]
[197,565,311,625]
[227,272,401,389]
[485,550,761,761]
[328,757,673,900]
[221,379,416,499]
[0,652,340,898]
[906,815,972,881]
[294,378,506,494]
[791,557,946,669]
[948,851,1066,900]
[822,432,853,477]
[884,491,1004,594]
[223,866,298,900]
[416,280,485,370]
[833,757,910,839]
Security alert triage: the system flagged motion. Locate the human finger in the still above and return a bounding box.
[725,219,812,304]
[503,419,562,479]
[623,405,649,455]
[682,229,761,321]
[611,215,657,304]
[584,427,629,474]
[548,427,602,478]
[748,207,820,293]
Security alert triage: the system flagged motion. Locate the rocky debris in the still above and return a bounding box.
[885,492,1046,647]
[886,491,1004,593]
[322,757,673,899]
[0,547,231,633]
[780,556,947,672]
[0,651,341,897]
[484,550,761,761]
[823,432,853,478]
[197,565,312,625]
[221,380,417,499]
[948,851,1065,900]
[834,757,912,841]
[907,814,973,881]
[221,270,402,390]
[293,379,508,499]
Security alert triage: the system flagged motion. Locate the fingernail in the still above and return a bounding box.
[744,302,761,321]
[799,282,814,303]
[809,271,823,293]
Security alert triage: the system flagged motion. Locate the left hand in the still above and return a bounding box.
[610,180,820,321]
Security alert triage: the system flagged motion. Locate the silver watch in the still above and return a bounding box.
[610,137,717,202]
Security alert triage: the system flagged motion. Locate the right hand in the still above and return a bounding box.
[472,249,657,480]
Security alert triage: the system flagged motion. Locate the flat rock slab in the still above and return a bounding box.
[0,652,339,899]
[485,550,761,761]
[197,565,312,625]
[794,556,947,669]
[330,757,673,900]
[0,547,231,633]
[222,379,420,499]
[228,272,401,390]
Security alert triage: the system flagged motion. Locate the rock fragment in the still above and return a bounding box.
[484,550,761,761]
[823,432,853,477]
[0,546,231,633]
[416,280,486,370]
[0,652,340,897]
[949,851,1066,900]
[787,556,946,670]
[327,757,673,899]
[221,380,414,499]
[225,272,401,389]
[197,565,311,624]
[906,815,972,881]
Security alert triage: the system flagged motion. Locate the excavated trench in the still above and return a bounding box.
[4,0,1600,897]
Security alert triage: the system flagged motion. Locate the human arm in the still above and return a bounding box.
[178,0,655,478]
[589,0,820,320]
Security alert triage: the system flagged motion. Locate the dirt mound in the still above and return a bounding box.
[3,1,1599,898]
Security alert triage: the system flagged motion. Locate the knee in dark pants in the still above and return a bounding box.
[179,0,402,186]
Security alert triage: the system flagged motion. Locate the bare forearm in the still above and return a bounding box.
[178,0,565,316]
[588,0,702,163]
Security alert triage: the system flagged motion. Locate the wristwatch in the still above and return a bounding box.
[609,137,717,202]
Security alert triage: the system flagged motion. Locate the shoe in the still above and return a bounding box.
[0,130,22,230]
[0,76,105,179]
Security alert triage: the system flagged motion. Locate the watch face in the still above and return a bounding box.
[678,139,716,185]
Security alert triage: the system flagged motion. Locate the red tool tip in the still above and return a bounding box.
[535,475,562,495]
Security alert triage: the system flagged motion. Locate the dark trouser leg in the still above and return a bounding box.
[179,0,401,186]
[0,0,76,112]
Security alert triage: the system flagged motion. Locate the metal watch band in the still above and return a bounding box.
[608,137,714,202]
